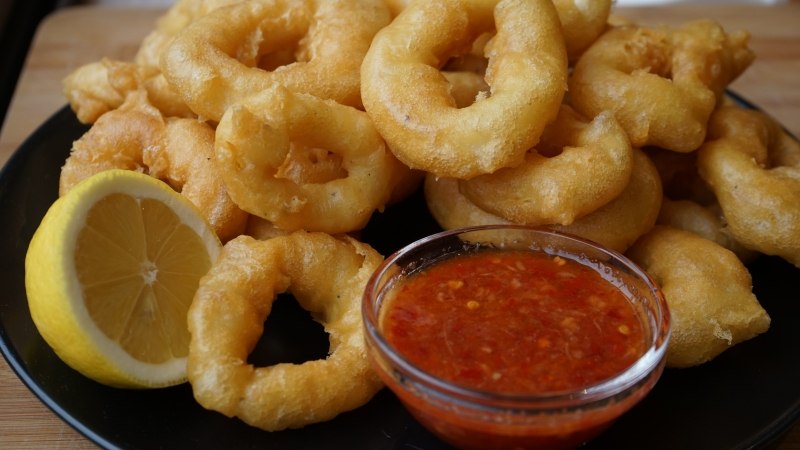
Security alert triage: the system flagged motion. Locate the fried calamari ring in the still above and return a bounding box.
[570,20,754,152]
[697,105,800,267]
[65,0,241,123]
[147,116,250,241]
[59,92,160,194]
[383,0,610,61]
[459,106,633,225]
[63,60,127,124]
[361,0,567,179]
[657,198,757,263]
[644,147,756,260]
[215,86,403,234]
[187,231,384,431]
[424,174,510,228]
[60,92,248,241]
[425,150,661,253]
[67,0,252,124]
[134,0,242,68]
[548,150,662,252]
[161,0,390,121]
[552,0,611,60]
[627,226,770,368]
[65,0,244,124]
[63,58,194,124]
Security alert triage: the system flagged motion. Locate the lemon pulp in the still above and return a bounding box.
[25,169,221,388]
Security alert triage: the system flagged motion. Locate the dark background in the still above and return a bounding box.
[0,0,76,131]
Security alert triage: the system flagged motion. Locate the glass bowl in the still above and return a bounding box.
[362,225,671,450]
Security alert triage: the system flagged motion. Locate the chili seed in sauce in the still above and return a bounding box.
[381,249,647,394]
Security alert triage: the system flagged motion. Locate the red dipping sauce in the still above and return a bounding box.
[381,249,647,395]
[363,226,670,450]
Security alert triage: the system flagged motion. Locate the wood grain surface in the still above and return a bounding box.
[0,4,798,449]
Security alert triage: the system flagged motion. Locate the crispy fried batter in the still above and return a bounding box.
[426,150,661,253]
[361,0,568,179]
[570,20,754,152]
[60,92,248,241]
[161,0,390,121]
[697,105,800,267]
[187,232,384,430]
[627,226,770,368]
[215,85,406,234]
[459,105,633,225]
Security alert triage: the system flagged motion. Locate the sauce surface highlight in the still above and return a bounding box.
[381,249,647,393]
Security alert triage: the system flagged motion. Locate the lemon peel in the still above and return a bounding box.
[25,169,221,388]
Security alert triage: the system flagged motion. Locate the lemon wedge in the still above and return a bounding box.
[25,169,221,388]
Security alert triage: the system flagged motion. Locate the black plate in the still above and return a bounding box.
[1,100,799,450]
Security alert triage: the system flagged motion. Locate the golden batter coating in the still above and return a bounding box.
[187,232,384,431]
[627,226,770,368]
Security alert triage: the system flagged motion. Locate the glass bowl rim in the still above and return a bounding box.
[362,224,672,409]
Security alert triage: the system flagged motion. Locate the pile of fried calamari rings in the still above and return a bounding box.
[59,0,798,431]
